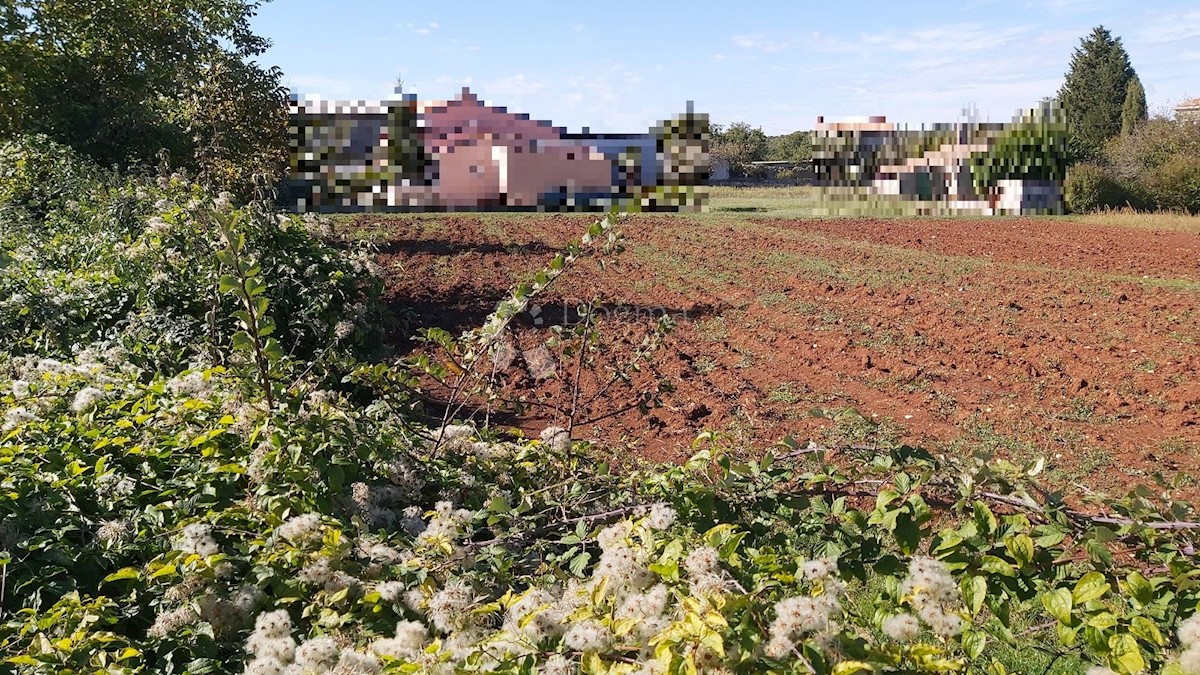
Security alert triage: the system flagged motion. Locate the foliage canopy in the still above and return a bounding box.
[0,0,288,196]
[1058,26,1140,161]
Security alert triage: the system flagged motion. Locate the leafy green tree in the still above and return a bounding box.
[0,0,287,196]
[711,122,768,177]
[1121,75,1147,135]
[1058,26,1140,160]
[766,131,812,163]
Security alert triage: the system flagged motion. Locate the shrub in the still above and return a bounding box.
[0,134,100,218]
[1064,161,1127,212]
[1139,154,1200,214]
[1103,116,1200,212]
[0,135,386,369]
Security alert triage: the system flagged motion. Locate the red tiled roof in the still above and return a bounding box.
[1176,98,1200,109]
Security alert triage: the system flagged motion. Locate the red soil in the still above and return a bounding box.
[369,214,1200,495]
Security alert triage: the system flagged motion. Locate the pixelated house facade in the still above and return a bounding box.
[288,88,707,211]
[1176,98,1200,123]
[812,113,1065,215]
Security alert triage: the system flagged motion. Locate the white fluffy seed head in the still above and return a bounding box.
[1177,647,1200,675]
[376,580,406,602]
[294,637,340,670]
[277,514,323,545]
[257,638,297,664]
[243,657,287,675]
[764,634,795,660]
[563,620,611,653]
[252,609,293,640]
[683,546,720,577]
[97,519,132,545]
[801,557,838,581]
[427,579,475,633]
[71,386,105,412]
[645,504,677,531]
[11,380,30,398]
[1180,614,1200,647]
[539,654,575,675]
[178,522,220,556]
[882,613,920,642]
[332,649,381,674]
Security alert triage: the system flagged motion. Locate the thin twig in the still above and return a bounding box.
[566,303,594,436]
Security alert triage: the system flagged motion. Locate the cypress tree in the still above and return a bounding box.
[1058,26,1139,160]
[1121,75,1147,135]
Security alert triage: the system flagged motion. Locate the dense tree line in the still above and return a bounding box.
[1059,25,1200,213]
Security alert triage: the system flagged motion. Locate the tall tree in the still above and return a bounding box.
[1121,75,1148,135]
[0,0,287,195]
[711,122,768,177]
[1058,26,1139,160]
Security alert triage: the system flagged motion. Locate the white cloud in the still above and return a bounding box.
[858,23,1031,53]
[1135,9,1200,44]
[711,53,727,61]
[399,21,440,36]
[731,34,793,53]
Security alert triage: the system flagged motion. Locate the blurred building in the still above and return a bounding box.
[1175,98,1200,123]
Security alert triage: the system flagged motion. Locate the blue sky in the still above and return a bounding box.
[252,0,1199,134]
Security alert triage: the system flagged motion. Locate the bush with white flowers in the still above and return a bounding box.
[3,135,1200,674]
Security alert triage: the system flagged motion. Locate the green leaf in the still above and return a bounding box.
[962,629,988,659]
[1086,538,1115,567]
[1073,571,1110,604]
[231,331,254,352]
[218,274,240,293]
[1130,616,1166,647]
[1125,571,1153,606]
[1107,634,1145,675]
[262,338,284,362]
[102,567,141,583]
[1055,622,1079,646]
[980,555,1016,578]
[1005,534,1035,567]
[149,564,177,579]
[1042,588,1073,624]
[974,501,998,534]
[875,488,901,510]
[962,575,987,617]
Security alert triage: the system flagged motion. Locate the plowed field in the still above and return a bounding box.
[362,213,1200,495]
